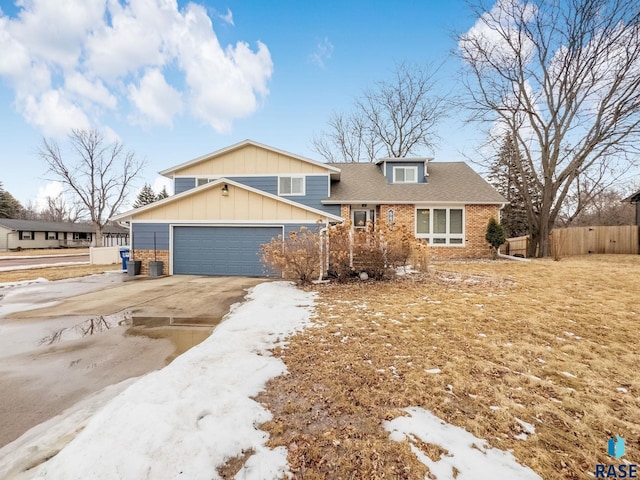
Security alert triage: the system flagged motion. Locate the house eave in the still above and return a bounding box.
[321,200,508,206]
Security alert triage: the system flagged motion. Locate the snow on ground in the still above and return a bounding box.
[0,281,315,480]
[0,279,548,479]
[385,407,542,479]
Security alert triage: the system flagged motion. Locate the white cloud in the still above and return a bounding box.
[128,68,183,127]
[0,0,273,136]
[20,89,91,136]
[458,0,536,71]
[218,8,234,26]
[309,37,334,68]
[34,181,65,211]
[151,175,173,196]
[65,72,117,109]
[9,0,105,70]
[176,4,273,132]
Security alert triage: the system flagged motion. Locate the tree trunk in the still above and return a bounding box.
[94,226,104,247]
[537,221,552,258]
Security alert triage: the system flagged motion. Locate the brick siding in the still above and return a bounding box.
[131,249,170,275]
[345,203,501,260]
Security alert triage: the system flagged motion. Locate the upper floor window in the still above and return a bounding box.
[279,176,305,196]
[196,177,216,187]
[393,166,418,183]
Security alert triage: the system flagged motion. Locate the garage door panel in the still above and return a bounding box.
[173,226,281,276]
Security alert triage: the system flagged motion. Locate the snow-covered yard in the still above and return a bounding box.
[0,278,547,479]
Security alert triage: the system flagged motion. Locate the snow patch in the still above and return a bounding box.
[515,417,536,435]
[3,281,314,480]
[385,407,541,479]
[425,368,441,374]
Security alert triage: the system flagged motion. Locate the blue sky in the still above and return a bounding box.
[0,0,486,208]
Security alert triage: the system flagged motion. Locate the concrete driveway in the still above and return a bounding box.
[3,274,265,321]
[0,274,266,449]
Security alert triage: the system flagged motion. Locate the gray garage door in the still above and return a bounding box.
[173,226,282,276]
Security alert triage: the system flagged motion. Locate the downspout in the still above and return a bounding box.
[318,227,327,283]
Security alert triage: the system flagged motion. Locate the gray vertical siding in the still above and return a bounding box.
[132,223,170,250]
[174,177,195,194]
[382,162,426,184]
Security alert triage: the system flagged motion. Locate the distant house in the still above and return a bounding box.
[623,190,640,226]
[112,140,506,276]
[0,219,129,251]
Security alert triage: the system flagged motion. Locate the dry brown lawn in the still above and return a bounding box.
[0,264,120,283]
[259,255,640,479]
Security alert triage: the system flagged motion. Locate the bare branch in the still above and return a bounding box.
[458,0,640,256]
[40,129,146,246]
[312,61,449,162]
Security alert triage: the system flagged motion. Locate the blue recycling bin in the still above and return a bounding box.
[119,247,130,270]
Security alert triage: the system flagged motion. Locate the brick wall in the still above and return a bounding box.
[340,204,350,220]
[379,204,414,230]
[377,203,501,260]
[132,249,169,275]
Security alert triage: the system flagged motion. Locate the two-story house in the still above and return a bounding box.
[112,140,506,276]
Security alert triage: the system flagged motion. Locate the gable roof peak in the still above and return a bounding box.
[159,139,341,177]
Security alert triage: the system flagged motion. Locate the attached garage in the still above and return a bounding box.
[112,178,343,277]
[173,225,282,276]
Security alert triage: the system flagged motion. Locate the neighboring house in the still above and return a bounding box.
[623,190,640,226]
[0,219,129,251]
[112,140,506,276]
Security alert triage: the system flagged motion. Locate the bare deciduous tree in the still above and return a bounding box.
[40,129,145,246]
[458,0,640,257]
[41,192,82,223]
[557,181,636,226]
[312,61,448,162]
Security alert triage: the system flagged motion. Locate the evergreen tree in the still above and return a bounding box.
[0,182,26,218]
[487,135,537,238]
[133,183,157,208]
[485,217,506,260]
[156,185,169,201]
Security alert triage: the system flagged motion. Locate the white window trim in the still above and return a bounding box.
[196,177,219,187]
[351,208,375,230]
[393,166,418,184]
[415,206,465,246]
[278,176,305,196]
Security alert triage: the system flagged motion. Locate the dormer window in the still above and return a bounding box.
[278,176,305,196]
[393,166,418,183]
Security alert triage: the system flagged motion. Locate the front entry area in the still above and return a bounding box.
[172,226,282,276]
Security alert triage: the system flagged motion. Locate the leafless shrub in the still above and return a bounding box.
[261,227,321,285]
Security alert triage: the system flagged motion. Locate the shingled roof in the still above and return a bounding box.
[0,219,128,234]
[323,162,506,204]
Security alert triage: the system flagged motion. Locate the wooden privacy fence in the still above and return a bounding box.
[505,226,639,257]
[551,225,639,256]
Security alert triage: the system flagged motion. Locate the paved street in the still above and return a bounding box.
[0,254,89,269]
